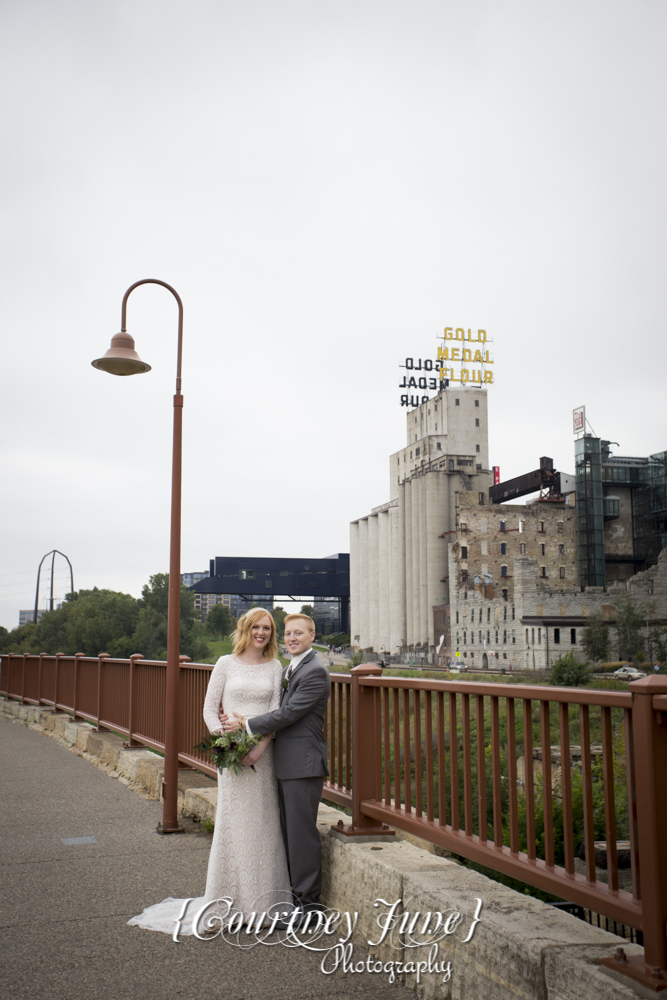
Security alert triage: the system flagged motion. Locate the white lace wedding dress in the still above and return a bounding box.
[127,655,292,936]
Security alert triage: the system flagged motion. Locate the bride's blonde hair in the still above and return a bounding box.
[232,607,278,660]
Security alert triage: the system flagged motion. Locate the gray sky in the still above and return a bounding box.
[1,0,665,629]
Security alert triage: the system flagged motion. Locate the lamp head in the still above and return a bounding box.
[91,332,151,376]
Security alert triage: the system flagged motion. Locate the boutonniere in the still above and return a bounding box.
[281,677,289,690]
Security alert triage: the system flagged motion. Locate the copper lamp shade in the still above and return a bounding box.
[91,332,151,376]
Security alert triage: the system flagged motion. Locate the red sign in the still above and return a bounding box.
[493,466,500,485]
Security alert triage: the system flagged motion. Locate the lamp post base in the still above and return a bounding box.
[156,822,185,835]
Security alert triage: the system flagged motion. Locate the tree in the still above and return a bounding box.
[548,652,591,687]
[272,606,287,639]
[580,612,611,665]
[206,602,232,639]
[300,605,314,619]
[613,596,647,663]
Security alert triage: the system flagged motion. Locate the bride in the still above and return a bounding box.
[128,608,292,936]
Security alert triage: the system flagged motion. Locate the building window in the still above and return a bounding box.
[503,606,507,621]
[538,521,545,533]
[463,631,467,645]
[487,607,491,622]
[410,451,412,458]
[455,398,460,406]
[479,630,482,643]
[503,630,507,644]
[554,628,560,644]
[501,565,508,577]
[512,630,515,644]
[512,606,515,620]
[560,567,565,579]
[240,569,255,580]
[540,566,547,578]
[519,543,526,554]
[570,628,577,644]
[461,570,468,584]
[501,543,507,555]
[476,444,480,453]
[475,418,479,427]
[460,522,468,532]
[538,628,541,644]
[495,630,499,643]
[265,579,272,587]
[500,520,506,531]
[456,611,459,624]
[532,628,535,643]
[461,546,468,559]
[518,520,524,533]
[501,589,508,601]
[449,460,455,471]
[525,628,529,644]
[557,521,564,534]
[559,544,564,556]
[475,399,479,407]
[437,442,441,450]
[540,544,546,556]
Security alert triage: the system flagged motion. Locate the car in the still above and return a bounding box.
[612,666,647,681]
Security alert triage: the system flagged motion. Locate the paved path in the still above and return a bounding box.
[0,715,415,1000]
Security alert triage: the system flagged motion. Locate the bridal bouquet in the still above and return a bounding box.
[195,730,263,776]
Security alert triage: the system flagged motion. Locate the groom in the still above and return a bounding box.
[220,613,331,914]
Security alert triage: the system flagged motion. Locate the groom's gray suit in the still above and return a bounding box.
[247,648,331,907]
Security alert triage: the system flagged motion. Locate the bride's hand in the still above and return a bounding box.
[241,746,264,767]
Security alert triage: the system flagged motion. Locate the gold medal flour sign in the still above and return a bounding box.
[437,328,494,386]
[398,327,494,407]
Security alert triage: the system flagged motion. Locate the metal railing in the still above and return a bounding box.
[2,652,666,989]
[0,652,218,778]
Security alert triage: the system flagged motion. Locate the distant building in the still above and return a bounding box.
[350,387,491,657]
[575,438,667,586]
[181,571,209,589]
[18,609,47,626]
[190,555,349,631]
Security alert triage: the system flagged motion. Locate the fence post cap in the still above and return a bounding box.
[350,663,383,676]
[98,652,110,658]
[130,653,145,659]
[629,674,667,693]
[178,655,192,662]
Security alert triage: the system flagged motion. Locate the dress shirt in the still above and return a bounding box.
[245,647,314,735]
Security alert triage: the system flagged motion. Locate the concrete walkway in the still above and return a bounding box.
[0,715,415,1000]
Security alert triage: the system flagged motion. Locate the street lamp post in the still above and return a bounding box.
[92,278,185,834]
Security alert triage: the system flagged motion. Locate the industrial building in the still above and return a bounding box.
[350,387,492,658]
[350,392,667,665]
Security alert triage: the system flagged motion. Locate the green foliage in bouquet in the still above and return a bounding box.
[195,730,263,775]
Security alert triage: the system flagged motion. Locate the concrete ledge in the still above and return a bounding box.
[0,695,647,1000]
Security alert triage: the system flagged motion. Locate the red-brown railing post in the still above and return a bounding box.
[602,674,667,989]
[38,653,46,706]
[21,653,27,705]
[73,653,84,721]
[333,663,394,838]
[95,653,109,731]
[126,654,144,747]
[54,653,62,712]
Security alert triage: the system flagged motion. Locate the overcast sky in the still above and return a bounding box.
[1,0,665,629]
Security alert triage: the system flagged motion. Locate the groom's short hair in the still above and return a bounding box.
[284,613,315,632]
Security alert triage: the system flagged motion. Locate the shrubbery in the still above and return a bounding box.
[548,652,591,687]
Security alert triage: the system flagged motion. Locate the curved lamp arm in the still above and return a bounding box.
[120,279,184,392]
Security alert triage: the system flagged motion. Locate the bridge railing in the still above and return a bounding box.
[2,653,666,989]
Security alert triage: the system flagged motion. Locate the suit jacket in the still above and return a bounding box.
[247,647,331,781]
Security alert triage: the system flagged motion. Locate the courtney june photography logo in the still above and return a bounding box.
[172,895,484,986]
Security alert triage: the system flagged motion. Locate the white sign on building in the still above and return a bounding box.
[573,405,585,434]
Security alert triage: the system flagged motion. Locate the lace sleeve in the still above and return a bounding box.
[202,657,227,734]
[269,660,282,712]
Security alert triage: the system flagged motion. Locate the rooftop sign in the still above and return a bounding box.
[398,327,494,407]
